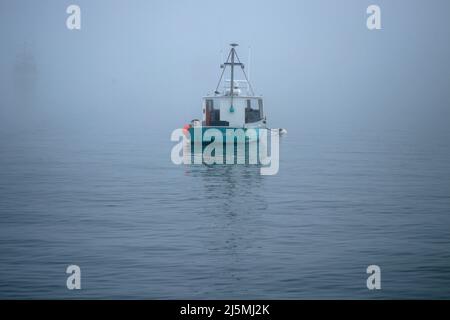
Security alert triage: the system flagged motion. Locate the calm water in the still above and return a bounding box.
[1,118,450,299]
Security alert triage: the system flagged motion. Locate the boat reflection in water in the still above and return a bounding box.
[182,154,268,215]
[181,159,268,287]
[181,135,272,166]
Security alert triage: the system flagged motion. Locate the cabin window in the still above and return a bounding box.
[205,99,225,126]
[258,99,264,115]
[245,99,263,123]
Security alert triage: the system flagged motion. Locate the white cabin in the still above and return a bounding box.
[202,86,265,128]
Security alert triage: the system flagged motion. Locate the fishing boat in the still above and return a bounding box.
[183,43,286,146]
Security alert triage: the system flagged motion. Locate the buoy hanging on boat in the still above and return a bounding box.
[182,124,191,136]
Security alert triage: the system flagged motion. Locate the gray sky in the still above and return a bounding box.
[1,0,449,137]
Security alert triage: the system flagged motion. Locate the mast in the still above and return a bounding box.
[214,43,254,98]
[230,43,237,97]
[229,43,238,112]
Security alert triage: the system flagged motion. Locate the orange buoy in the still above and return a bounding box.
[182,124,191,136]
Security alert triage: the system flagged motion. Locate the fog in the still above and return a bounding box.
[1,0,449,139]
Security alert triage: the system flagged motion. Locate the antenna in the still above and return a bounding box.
[247,46,251,84]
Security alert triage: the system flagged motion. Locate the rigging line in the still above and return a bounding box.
[235,51,255,96]
[214,49,232,94]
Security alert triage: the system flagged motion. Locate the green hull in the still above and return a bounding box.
[187,127,261,144]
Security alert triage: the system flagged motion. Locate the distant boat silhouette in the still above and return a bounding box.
[13,42,38,105]
[14,42,37,76]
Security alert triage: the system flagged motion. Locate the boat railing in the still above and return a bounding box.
[223,79,251,96]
